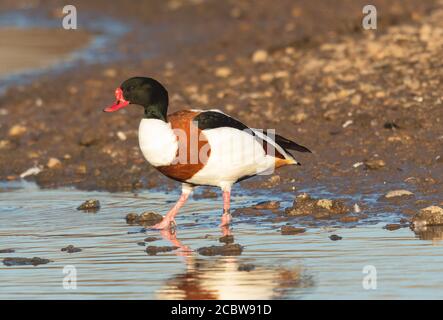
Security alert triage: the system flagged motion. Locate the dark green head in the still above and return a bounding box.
[103,77,169,121]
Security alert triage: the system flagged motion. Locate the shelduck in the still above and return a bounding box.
[104,77,311,230]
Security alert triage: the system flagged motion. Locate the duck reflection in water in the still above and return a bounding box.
[156,228,313,300]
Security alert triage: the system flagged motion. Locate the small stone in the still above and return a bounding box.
[146,246,178,256]
[384,224,401,231]
[137,242,146,246]
[8,125,27,137]
[364,159,386,170]
[215,67,232,78]
[329,234,342,241]
[3,257,51,266]
[238,264,256,272]
[281,226,306,235]
[47,157,62,169]
[197,244,243,256]
[61,245,82,253]
[291,112,308,124]
[116,131,127,141]
[384,190,414,199]
[77,199,100,211]
[252,49,268,63]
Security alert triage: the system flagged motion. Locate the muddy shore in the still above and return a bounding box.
[0,0,442,220]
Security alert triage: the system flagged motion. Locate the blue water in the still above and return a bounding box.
[1,181,443,299]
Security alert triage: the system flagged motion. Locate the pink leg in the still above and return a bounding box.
[220,190,232,227]
[151,185,192,230]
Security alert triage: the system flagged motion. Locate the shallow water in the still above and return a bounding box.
[0,8,129,93]
[1,181,443,299]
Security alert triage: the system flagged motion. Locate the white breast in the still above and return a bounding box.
[138,119,178,167]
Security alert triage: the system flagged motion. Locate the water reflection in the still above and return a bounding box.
[412,225,443,241]
[156,229,313,300]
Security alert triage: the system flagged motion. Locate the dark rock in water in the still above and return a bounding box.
[125,212,163,226]
[384,224,402,231]
[126,212,139,223]
[139,212,163,226]
[61,245,82,253]
[281,226,306,235]
[144,237,160,242]
[252,201,280,210]
[146,246,178,256]
[3,257,51,266]
[198,244,243,256]
[238,263,256,272]
[77,199,100,211]
[412,206,443,228]
[286,193,349,217]
[329,234,342,241]
[219,235,234,244]
[0,249,15,253]
[137,242,146,246]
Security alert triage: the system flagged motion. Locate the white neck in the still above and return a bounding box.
[138,119,178,167]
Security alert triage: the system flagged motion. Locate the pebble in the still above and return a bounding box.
[146,246,178,256]
[77,199,100,211]
[384,224,402,231]
[252,49,268,63]
[126,213,139,223]
[3,257,51,266]
[116,131,127,141]
[364,159,386,170]
[215,67,232,78]
[329,234,342,241]
[47,157,62,169]
[197,244,243,256]
[384,190,414,199]
[8,125,27,137]
[61,245,82,253]
[281,226,306,235]
[20,166,42,178]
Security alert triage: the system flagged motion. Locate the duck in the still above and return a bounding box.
[104,77,311,230]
